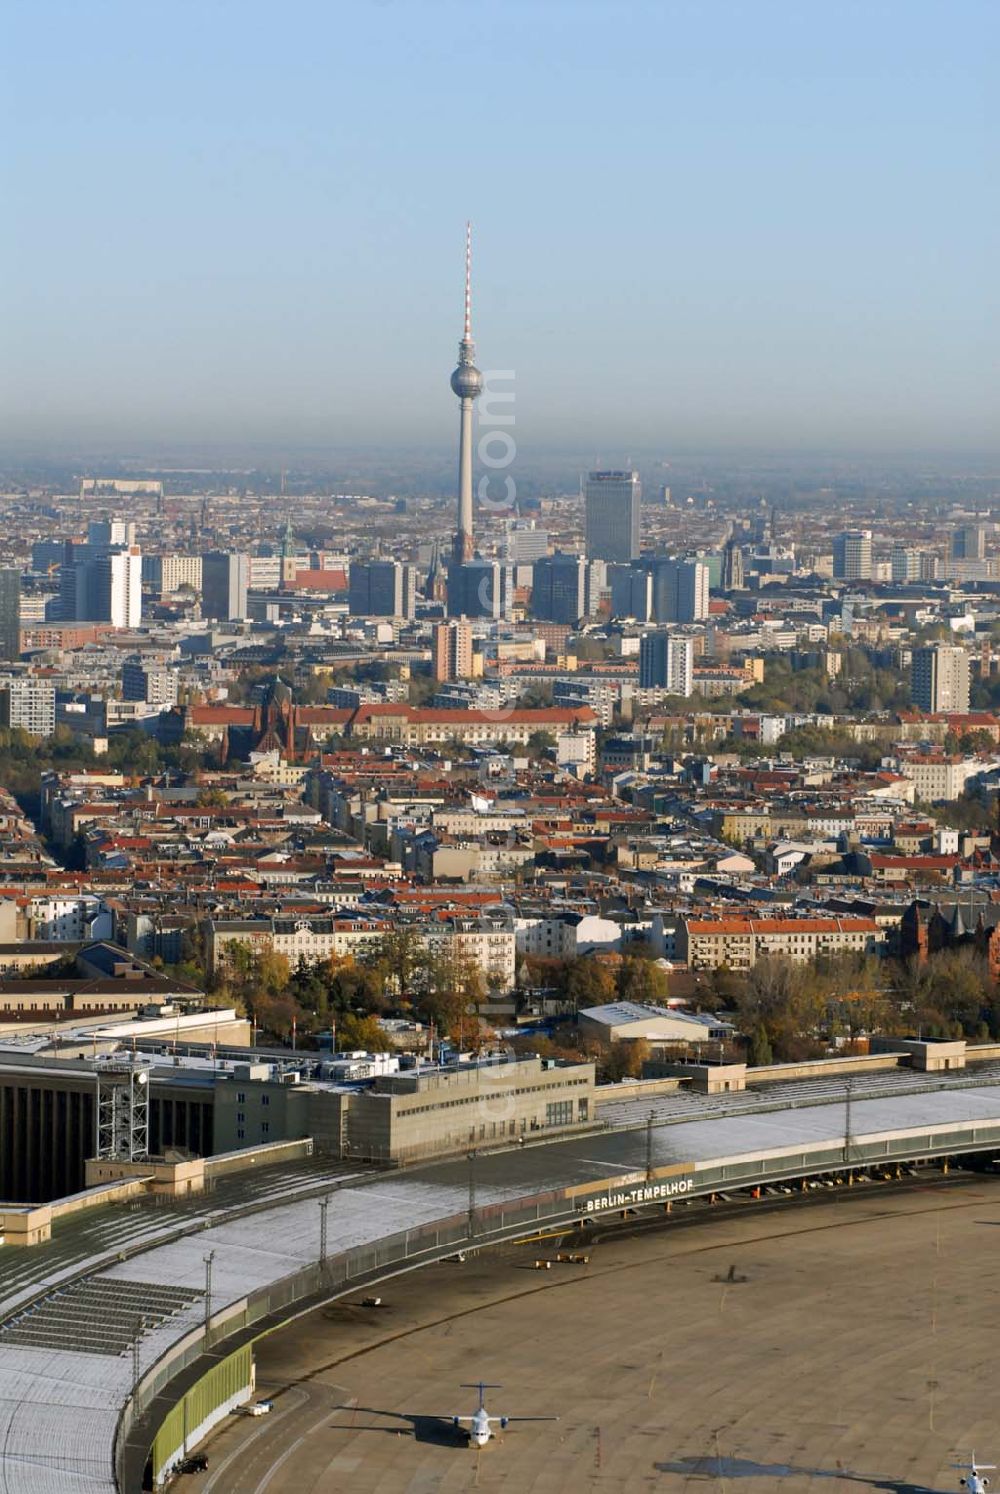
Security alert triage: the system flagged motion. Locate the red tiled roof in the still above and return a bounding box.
[291,569,348,591]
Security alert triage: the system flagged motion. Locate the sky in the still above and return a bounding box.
[2,0,998,460]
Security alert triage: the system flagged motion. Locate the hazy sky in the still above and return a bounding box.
[3,0,998,458]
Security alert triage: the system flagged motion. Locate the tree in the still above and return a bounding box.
[415,945,486,1041]
[560,957,615,1012]
[616,956,668,1006]
[735,955,826,1061]
[336,1012,393,1052]
[251,990,300,1041]
[367,925,427,1003]
[748,1023,773,1067]
[525,730,557,759]
[601,1037,650,1081]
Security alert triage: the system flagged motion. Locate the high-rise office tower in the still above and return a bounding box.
[608,563,652,621]
[639,631,694,697]
[201,552,250,621]
[676,560,709,622]
[506,521,549,565]
[583,559,606,618]
[450,223,483,565]
[88,519,136,549]
[890,546,921,583]
[832,530,872,581]
[446,559,509,620]
[96,550,142,628]
[0,570,21,661]
[649,558,709,623]
[584,471,641,562]
[433,619,474,682]
[143,554,203,594]
[60,543,141,626]
[531,553,587,624]
[348,561,416,619]
[911,644,970,713]
[721,536,745,591]
[952,525,986,561]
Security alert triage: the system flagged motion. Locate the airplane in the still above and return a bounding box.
[446,1382,557,1448]
[954,1454,995,1492]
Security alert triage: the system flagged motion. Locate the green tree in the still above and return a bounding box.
[748,1023,773,1066]
[735,955,826,1061]
[616,955,668,1006]
[415,945,486,1041]
[367,924,427,1003]
[525,730,557,759]
[336,1012,393,1052]
[560,957,616,1012]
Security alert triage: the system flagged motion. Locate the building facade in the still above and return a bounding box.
[201,552,250,621]
[911,645,970,713]
[833,530,873,581]
[584,470,641,562]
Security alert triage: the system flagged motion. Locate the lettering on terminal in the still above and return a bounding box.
[585,1177,695,1213]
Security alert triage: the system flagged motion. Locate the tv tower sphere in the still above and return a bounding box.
[450,360,483,399]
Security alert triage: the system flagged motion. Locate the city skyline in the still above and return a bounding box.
[3,0,998,459]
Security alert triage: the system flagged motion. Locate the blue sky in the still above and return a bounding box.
[3,0,997,456]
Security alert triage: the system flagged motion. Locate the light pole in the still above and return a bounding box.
[467,1150,477,1240]
[204,1250,215,1337]
[319,1195,330,1273]
[132,1315,147,1398]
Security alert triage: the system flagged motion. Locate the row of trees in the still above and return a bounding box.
[211,926,496,1046]
[721,948,1000,1064]
[520,950,669,1011]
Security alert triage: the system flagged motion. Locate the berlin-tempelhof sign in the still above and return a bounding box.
[568,1163,695,1216]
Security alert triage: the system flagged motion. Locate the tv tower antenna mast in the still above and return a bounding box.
[450,222,483,565]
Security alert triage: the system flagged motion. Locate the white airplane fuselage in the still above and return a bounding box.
[469,1409,492,1447]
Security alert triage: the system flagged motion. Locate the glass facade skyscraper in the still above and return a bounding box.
[584,470,641,562]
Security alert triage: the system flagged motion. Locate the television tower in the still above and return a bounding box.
[450,222,483,564]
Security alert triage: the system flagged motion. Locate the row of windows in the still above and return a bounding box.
[400,1077,589,1118]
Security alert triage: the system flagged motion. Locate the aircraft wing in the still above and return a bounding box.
[490,1415,559,1423]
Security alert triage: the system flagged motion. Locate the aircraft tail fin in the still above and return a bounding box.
[460,1381,503,1410]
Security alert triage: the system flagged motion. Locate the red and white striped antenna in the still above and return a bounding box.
[464,220,473,340]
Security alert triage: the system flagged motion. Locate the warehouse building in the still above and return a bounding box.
[579,1000,733,1047]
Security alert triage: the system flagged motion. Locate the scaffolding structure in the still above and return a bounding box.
[95,1061,150,1161]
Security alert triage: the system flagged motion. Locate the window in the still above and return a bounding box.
[237,1111,245,1124]
[237,1128,245,1140]
[546,1100,574,1127]
[261,1094,270,1107]
[237,1091,245,1103]
[261,1122,270,1135]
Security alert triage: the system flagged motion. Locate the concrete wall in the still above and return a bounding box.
[595,1077,687,1108]
[746,1053,907,1086]
[203,1136,314,1177]
[869,1037,966,1072]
